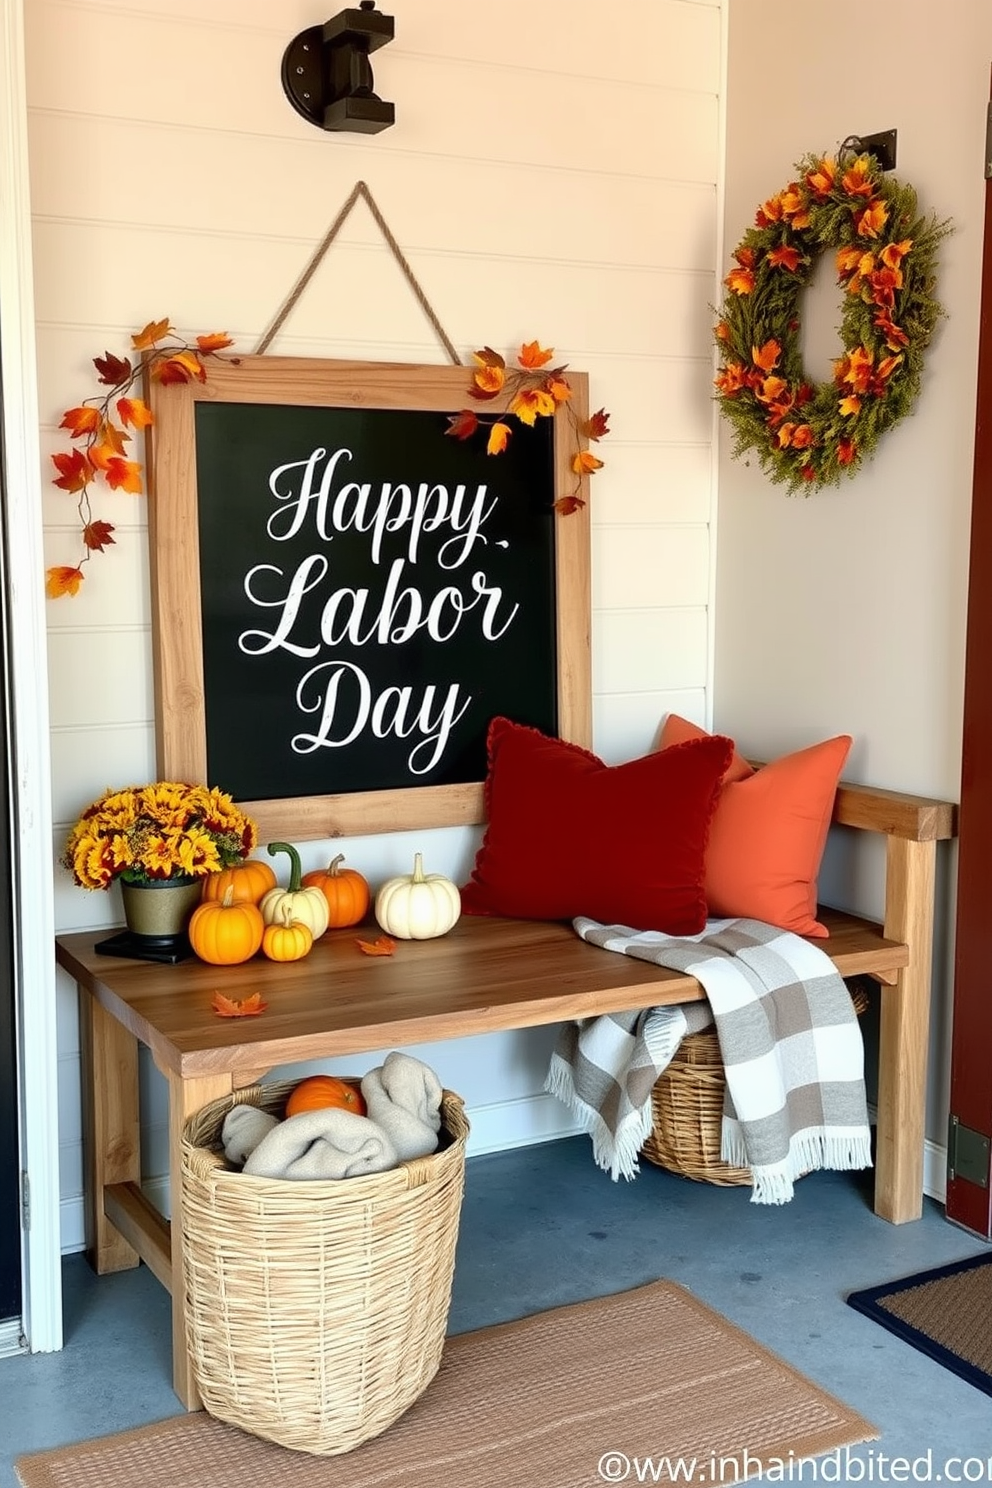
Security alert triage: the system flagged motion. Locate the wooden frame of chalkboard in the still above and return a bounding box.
[146,356,592,843]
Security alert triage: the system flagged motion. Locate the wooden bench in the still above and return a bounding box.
[54,775,956,1409]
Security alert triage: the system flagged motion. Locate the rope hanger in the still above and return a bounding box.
[253,180,462,365]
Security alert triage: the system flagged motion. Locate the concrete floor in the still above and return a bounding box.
[1,1136,990,1485]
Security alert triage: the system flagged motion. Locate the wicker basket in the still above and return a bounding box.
[641,979,871,1186]
[180,1078,469,1456]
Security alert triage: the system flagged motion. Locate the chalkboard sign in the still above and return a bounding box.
[148,357,592,843]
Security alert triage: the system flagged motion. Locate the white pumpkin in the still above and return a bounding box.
[259,841,330,938]
[375,853,461,940]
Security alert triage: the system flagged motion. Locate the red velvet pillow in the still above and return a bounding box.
[461,718,733,933]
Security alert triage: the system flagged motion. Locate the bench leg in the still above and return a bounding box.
[79,992,141,1273]
[875,836,936,1223]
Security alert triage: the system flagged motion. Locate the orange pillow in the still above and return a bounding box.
[656,715,852,938]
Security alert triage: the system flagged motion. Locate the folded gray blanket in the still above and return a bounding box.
[361,1050,443,1162]
[242,1108,399,1180]
[218,1052,445,1180]
[221,1105,279,1166]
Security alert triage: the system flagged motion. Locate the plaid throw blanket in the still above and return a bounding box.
[544,917,872,1204]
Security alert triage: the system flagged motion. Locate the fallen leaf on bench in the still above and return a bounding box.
[355,935,396,957]
[211,990,268,1018]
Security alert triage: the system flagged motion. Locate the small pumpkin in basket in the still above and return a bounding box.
[285,1074,366,1118]
[188,888,264,965]
[301,853,370,928]
[375,853,460,940]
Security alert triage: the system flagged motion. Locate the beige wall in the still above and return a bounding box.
[719,0,990,1141]
[30,0,724,1244]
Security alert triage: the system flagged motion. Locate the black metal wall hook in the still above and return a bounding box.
[282,2,395,135]
[839,130,897,171]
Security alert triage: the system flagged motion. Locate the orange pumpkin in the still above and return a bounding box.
[188,888,264,965]
[286,1074,367,1119]
[200,858,277,906]
[301,853,370,928]
[260,901,313,963]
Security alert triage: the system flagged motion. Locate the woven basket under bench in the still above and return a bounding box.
[180,1078,469,1456]
[641,978,871,1186]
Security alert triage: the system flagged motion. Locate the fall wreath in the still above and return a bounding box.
[714,150,952,494]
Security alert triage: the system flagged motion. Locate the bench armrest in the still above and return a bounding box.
[833,781,957,842]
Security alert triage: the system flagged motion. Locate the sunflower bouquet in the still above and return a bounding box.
[61,781,258,890]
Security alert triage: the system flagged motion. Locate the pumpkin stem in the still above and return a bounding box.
[222,886,235,908]
[412,852,425,882]
[268,840,302,892]
[329,853,345,876]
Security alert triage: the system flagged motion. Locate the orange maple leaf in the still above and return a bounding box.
[117,397,153,430]
[45,565,84,598]
[856,200,889,239]
[509,388,556,425]
[93,352,132,386]
[838,395,861,417]
[88,424,129,468]
[554,494,586,515]
[751,339,782,374]
[767,245,801,273]
[151,350,206,385]
[545,376,572,404]
[841,159,876,199]
[487,422,511,455]
[518,340,554,369]
[52,449,92,493]
[445,409,479,441]
[572,450,604,475]
[102,458,143,494]
[805,157,837,198]
[880,239,913,270]
[355,935,396,956]
[583,409,611,440]
[212,990,268,1018]
[59,406,100,438]
[725,267,755,296]
[132,318,172,351]
[196,332,234,352]
[82,520,116,552]
[471,364,506,399]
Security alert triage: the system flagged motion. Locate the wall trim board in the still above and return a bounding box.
[58,1107,950,1253]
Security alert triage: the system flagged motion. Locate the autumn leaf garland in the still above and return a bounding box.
[47,329,605,599]
[46,319,234,598]
[445,340,610,514]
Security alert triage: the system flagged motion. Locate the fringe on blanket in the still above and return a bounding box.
[544,1006,691,1181]
[721,1120,875,1205]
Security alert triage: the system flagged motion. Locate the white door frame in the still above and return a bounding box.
[0,0,62,1353]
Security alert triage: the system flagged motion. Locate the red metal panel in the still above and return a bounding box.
[948,79,992,1237]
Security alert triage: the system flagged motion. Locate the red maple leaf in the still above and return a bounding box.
[82,520,116,552]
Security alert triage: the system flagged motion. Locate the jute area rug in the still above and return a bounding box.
[848,1251,992,1397]
[17,1280,876,1488]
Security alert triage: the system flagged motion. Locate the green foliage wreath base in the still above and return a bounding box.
[714,151,952,495]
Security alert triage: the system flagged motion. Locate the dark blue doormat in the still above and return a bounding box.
[847,1251,992,1397]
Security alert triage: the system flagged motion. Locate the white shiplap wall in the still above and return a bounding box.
[26,0,724,1248]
